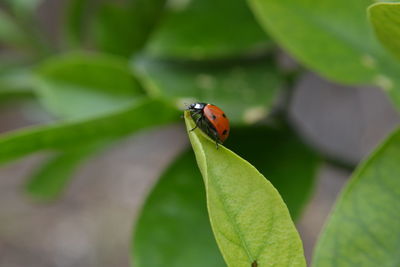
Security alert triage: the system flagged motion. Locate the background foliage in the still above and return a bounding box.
[0,0,400,266]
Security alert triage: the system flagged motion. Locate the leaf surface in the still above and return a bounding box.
[65,0,90,46]
[227,126,320,220]
[0,9,27,47]
[134,56,282,125]
[93,0,166,57]
[247,0,400,93]
[35,53,143,119]
[133,150,225,267]
[184,111,306,267]
[133,125,319,266]
[369,2,400,61]
[146,0,270,59]
[313,128,400,266]
[0,68,33,102]
[0,99,179,165]
[5,0,43,15]
[25,143,103,200]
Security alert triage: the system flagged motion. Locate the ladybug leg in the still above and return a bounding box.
[190,125,198,132]
[214,136,220,150]
[187,109,201,118]
[207,126,221,149]
[189,109,202,116]
[190,116,202,132]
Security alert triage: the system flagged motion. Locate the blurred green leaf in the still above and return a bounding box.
[247,0,400,89]
[369,3,400,61]
[93,0,166,57]
[25,51,151,200]
[5,0,43,15]
[93,3,133,56]
[0,68,33,102]
[0,9,27,47]
[146,0,270,60]
[3,0,51,55]
[184,111,306,266]
[227,126,320,220]
[133,150,225,267]
[65,0,90,46]
[0,91,33,104]
[0,99,180,165]
[0,67,32,91]
[134,56,283,125]
[35,52,144,120]
[313,127,400,266]
[25,142,102,201]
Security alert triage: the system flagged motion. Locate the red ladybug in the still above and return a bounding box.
[187,102,230,147]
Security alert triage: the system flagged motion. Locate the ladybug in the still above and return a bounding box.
[187,102,230,147]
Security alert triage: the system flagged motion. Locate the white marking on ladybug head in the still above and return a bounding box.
[177,98,197,110]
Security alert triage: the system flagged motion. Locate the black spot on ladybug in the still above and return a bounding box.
[222,113,226,118]
[222,129,228,135]
[212,114,217,120]
[251,260,258,267]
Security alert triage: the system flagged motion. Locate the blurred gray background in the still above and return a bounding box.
[1,0,400,266]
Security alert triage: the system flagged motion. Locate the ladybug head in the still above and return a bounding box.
[187,102,206,111]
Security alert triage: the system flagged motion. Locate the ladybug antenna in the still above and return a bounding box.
[183,102,194,110]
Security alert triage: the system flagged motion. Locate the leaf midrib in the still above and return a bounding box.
[204,154,255,264]
[188,125,255,264]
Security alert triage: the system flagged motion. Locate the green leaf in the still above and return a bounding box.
[134,56,283,125]
[369,2,400,61]
[146,0,270,60]
[0,67,32,91]
[247,0,400,87]
[227,126,320,221]
[0,99,179,165]
[127,0,167,54]
[133,126,318,267]
[133,150,225,267]
[0,9,27,47]
[35,52,144,120]
[5,0,43,15]
[93,0,166,57]
[0,67,33,102]
[183,111,306,266]
[0,91,33,104]
[65,0,90,47]
[313,127,400,266]
[25,143,102,201]
[93,3,134,56]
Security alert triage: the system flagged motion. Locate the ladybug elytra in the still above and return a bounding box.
[187,102,230,147]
